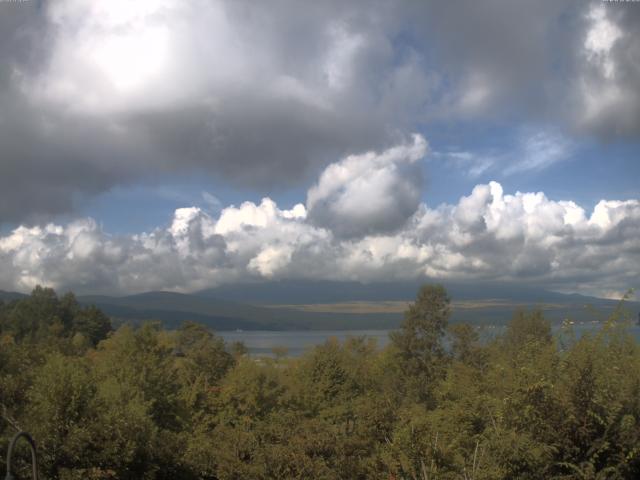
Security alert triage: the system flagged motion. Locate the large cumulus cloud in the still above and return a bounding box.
[306,134,426,238]
[0,138,638,297]
[1,0,639,223]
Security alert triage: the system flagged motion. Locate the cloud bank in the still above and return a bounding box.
[1,137,637,298]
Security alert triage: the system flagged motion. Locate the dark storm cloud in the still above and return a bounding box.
[0,0,638,223]
[0,3,49,86]
[0,4,148,222]
[411,0,640,137]
[127,95,390,188]
[0,98,143,223]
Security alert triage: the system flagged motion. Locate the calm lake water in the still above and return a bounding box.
[220,323,640,357]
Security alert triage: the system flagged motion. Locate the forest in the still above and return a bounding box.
[1,285,639,479]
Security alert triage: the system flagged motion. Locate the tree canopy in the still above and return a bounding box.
[1,285,639,479]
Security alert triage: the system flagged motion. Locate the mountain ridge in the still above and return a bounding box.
[80,282,638,331]
[3,284,637,331]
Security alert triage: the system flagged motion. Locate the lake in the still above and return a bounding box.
[220,323,640,357]
[220,329,392,357]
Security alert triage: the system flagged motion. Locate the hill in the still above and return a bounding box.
[0,290,28,302]
[76,282,639,331]
[78,291,399,331]
[198,279,617,305]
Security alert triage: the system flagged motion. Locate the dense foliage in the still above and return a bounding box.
[1,285,639,479]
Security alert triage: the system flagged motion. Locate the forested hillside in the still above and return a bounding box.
[1,286,639,479]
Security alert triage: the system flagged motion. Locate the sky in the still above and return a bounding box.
[0,0,638,298]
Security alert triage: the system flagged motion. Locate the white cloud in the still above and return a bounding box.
[0,174,637,298]
[324,20,365,90]
[431,150,496,178]
[456,71,493,116]
[584,5,622,79]
[433,129,574,178]
[504,131,574,175]
[201,192,222,211]
[306,134,427,238]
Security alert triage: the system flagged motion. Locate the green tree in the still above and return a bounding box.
[72,305,112,346]
[504,308,552,350]
[449,323,486,368]
[175,322,234,386]
[390,284,451,404]
[26,354,97,478]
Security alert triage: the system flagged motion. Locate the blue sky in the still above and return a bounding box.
[0,0,638,297]
[79,127,639,236]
